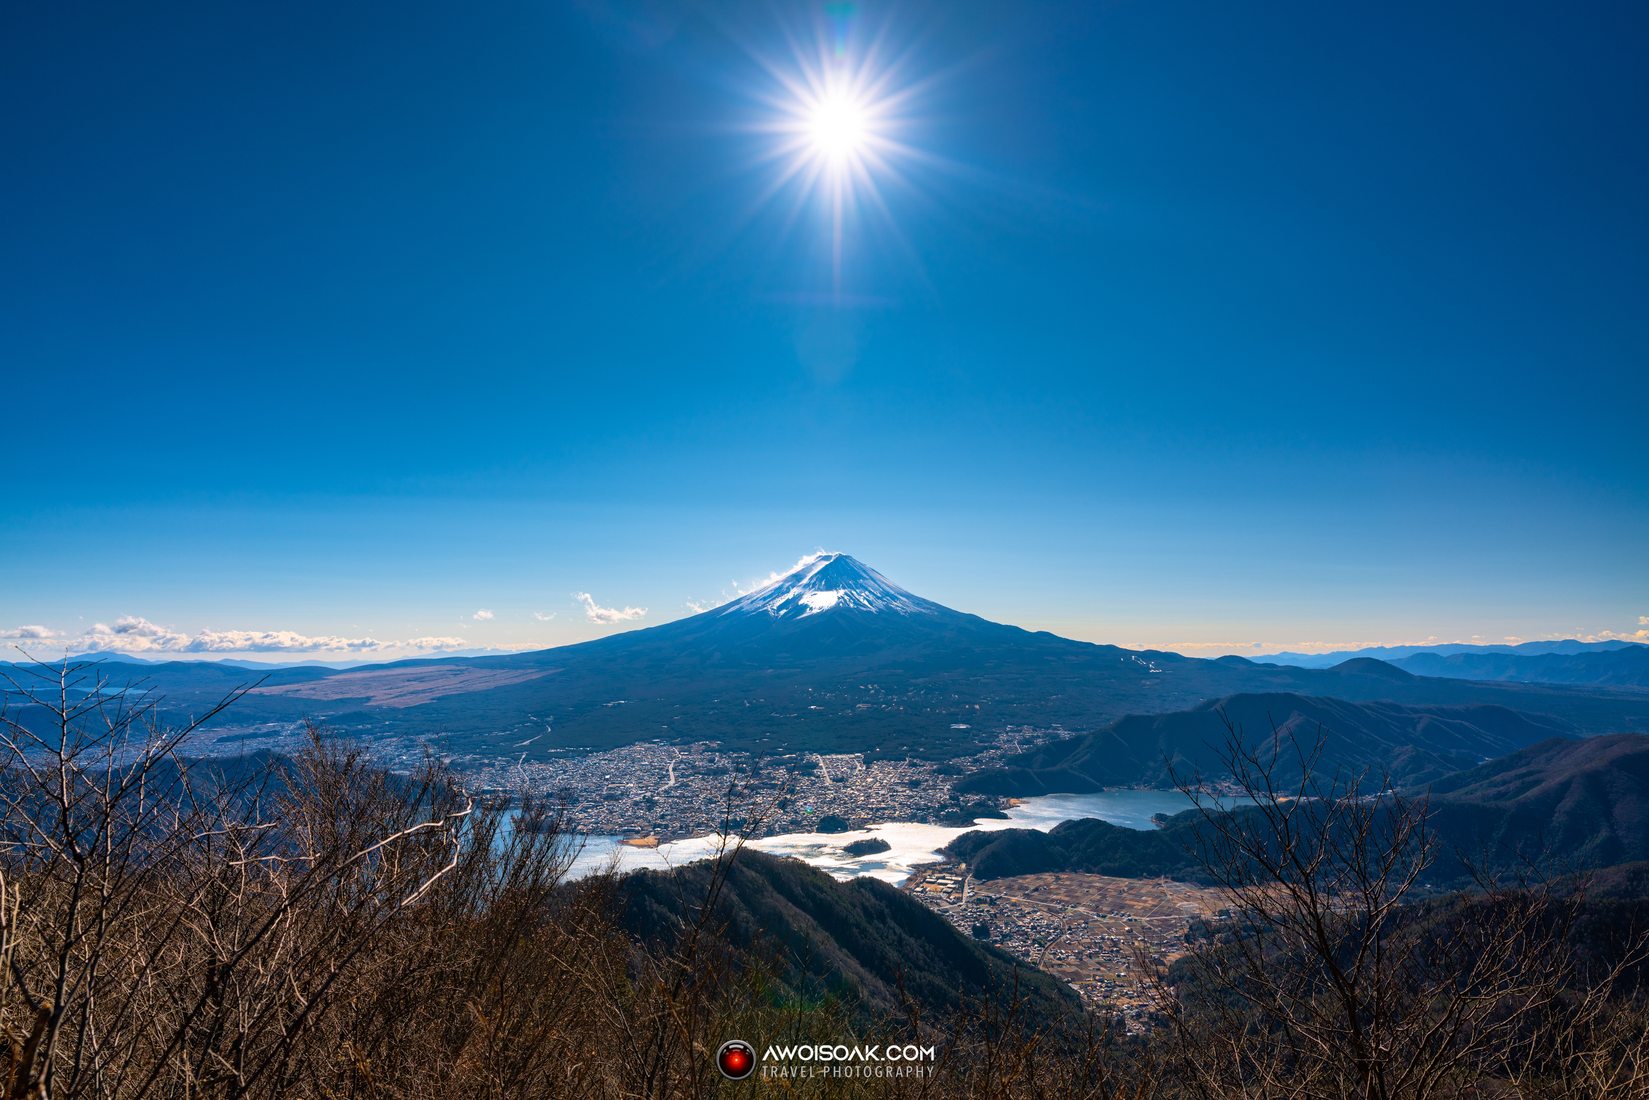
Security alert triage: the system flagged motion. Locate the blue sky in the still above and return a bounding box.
[3,0,1646,661]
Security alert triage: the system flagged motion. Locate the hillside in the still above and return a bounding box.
[950,734,1649,887]
[1422,733,1649,877]
[617,848,1082,1028]
[958,692,1573,795]
[947,815,1209,881]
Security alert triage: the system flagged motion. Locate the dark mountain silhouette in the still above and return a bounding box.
[1259,638,1645,670]
[950,734,1649,886]
[1328,657,1418,682]
[946,816,1208,882]
[958,693,1573,795]
[1421,734,1649,877]
[1387,646,1649,689]
[617,848,1081,1027]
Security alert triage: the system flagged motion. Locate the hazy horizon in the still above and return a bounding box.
[7,549,1646,667]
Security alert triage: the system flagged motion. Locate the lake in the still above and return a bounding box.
[555,787,1207,885]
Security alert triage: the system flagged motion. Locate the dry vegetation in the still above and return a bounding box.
[1151,724,1649,1099]
[248,665,555,708]
[2,659,1647,1099]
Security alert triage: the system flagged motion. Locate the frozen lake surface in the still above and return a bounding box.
[557,788,1207,884]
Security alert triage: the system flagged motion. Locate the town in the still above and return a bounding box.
[193,720,1066,842]
[903,864,1228,1024]
[458,729,1062,840]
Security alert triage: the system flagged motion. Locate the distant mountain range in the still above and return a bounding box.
[1257,639,1649,688]
[7,554,1648,759]
[1384,646,1649,688]
[956,692,1574,795]
[1259,639,1644,666]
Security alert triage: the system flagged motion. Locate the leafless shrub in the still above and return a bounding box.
[1146,712,1649,1100]
[4,659,1645,1099]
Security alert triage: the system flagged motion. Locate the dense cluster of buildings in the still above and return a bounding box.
[449,728,1059,841]
[905,865,1225,1023]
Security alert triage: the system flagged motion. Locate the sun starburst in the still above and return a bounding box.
[738,10,934,296]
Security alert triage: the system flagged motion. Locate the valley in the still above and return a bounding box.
[469,734,1046,843]
[6,552,1649,1098]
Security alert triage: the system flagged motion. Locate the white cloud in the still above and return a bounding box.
[674,551,838,614]
[472,609,494,621]
[401,636,470,651]
[1152,625,1649,657]
[15,615,472,657]
[83,616,191,651]
[1143,640,1265,654]
[1139,637,1425,656]
[1562,616,1649,643]
[575,592,647,624]
[731,550,832,597]
[1578,629,1649,643]
[533,611,557,622]
[3,625,58,641]
[185,630,386,653]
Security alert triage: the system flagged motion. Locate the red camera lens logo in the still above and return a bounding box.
[716,1039,756,1080]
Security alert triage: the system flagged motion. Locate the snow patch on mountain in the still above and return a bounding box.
[799,590,843,614]
[719,553,937,620]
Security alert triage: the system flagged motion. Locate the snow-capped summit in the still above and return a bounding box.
[719,552,939,620]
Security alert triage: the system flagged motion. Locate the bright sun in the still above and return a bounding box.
[742,9,934,290]
[808,91,868,161]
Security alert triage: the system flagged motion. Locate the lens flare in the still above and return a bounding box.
[737,9,936,297]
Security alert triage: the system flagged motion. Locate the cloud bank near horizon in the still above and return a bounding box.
[0,617,470,658]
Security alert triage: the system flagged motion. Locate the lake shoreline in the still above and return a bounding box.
[556,787,1217,885]
[590,785,1193,848]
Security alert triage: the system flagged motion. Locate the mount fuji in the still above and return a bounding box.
[608,551,1047,660]
[15,553,1649,760]
[717,553,941,620]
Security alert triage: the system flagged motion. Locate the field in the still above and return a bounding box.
[250,665,556,708]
